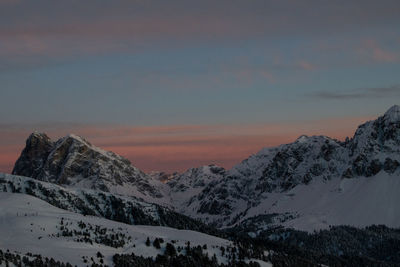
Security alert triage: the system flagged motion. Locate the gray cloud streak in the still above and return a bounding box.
[311,85,400,100]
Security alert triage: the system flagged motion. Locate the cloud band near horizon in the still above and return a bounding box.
[0,116,375,174]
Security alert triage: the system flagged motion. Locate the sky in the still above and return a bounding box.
[0,0,400,173]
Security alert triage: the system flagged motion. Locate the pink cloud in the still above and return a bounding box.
[358,39,399,63]
[372,47,398,63]
[297,61,316,71]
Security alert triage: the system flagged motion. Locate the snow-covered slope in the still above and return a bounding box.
[12,133,169,205]
[239,172,400,232]
[179,105,400,230]
[0,192,270,266]
[0,173,219,235]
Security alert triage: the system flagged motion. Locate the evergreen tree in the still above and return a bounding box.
[153,238,161,249]
[165,243,177,257]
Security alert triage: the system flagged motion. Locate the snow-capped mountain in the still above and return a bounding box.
[8,105,400,234]
[180,105,400,230]
[12,132,169,204]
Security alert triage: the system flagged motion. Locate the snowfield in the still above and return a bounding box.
[239,172,400,232]
[0,192,270,266]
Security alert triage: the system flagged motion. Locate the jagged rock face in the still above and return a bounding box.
[344,105,400,178]
[184,105,400,227]
[185,137,348,223]
[256,136,347,192]
[149,171,179,183]
[12,132,54,178]
[168,164,225,192]
[12,133,165,200]
[165,164,226,210]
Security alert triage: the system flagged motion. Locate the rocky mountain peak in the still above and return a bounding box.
[12,132,54,178]
[383,105,400,124]
[295,135,309,143]
[61,133,92,146]
[343,105,400,178]
[12,133,165,200]
[26,132,53,150]
[350,105,400,153]
[29,131,52,142]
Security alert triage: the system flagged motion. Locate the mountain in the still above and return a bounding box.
[12,133,169,204]
[11,131,227,210]
[179,105,400,230]
[1,172,399,266]
[9,105,400,234]
[3,106,400,266]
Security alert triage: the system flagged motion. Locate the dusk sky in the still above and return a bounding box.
[1,0,400,173]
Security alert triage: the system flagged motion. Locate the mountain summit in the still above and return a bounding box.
[383,104,400,124]
[12,132,165,201]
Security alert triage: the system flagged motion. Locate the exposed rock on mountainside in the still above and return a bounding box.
[181,105,400,228]
[12,133,166,201]
[344,105,400,178]
[12,132,53,179]
[167,164,226,208]
[9,105,400,233]
[149,171,179,183]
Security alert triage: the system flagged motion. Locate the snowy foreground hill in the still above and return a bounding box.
[0,192,270,266]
